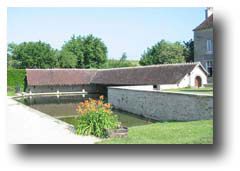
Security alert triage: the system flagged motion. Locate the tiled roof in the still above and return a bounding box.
[26,63,201,86]
[91,63,197,85]
[193,14,213,31]
[26,69,97,86]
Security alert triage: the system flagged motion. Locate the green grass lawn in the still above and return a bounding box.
[98,120,213,144]
[164,87,213,95]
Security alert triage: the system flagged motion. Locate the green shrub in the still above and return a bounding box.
[75,95,120,137]
[7,69,26,92]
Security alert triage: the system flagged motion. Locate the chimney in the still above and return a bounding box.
[205,7,213,19]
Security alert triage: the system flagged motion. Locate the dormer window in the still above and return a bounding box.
[206,40,213,54]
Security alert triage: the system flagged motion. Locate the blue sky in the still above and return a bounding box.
[8,7,205,60]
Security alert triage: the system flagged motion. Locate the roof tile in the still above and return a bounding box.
[26,63,199,86]
[26,69,97,86]
[193,14,213,31]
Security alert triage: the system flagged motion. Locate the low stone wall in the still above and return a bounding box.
[108,87,213,121]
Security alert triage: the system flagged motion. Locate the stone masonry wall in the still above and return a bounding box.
[108,87,213,121]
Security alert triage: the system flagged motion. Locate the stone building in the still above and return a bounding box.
[26,69,99,93]
[193,7,213,78]
[92,63,208,90]
[26,62,208,94]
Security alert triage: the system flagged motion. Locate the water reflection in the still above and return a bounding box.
[17,94,154,127]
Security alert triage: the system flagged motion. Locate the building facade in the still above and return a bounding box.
[193,8,213,79]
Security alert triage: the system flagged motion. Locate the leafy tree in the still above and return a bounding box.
[139,40,185,65]
[183,39,194,62]
[61,34,108,68]
[7,42,17,57]
[7,43,22,69]
[120,52,127,61]
[58,50,78,68]
[8,41,57,69]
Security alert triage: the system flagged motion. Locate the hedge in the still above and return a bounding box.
[7,69,26,91]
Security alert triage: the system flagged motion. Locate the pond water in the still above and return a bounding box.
[16,94,154,127]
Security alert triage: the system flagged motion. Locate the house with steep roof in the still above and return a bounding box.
[193,7,213,79]
[26,62,208,94]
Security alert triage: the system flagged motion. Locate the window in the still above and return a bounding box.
[153,85,157,89]
[206,40,213,54]
[205,61,213,76]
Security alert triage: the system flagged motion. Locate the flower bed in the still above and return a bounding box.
[75,95,120,138]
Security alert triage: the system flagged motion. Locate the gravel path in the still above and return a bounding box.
[7,97,100,144]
